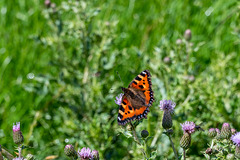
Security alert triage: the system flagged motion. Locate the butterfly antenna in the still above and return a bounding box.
[116,71,124,86]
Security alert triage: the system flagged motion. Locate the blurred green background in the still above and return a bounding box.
[0,0,239,159]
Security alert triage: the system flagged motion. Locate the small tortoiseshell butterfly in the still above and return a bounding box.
[117,70,154,125]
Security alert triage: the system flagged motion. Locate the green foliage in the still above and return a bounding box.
[0,0,239,159]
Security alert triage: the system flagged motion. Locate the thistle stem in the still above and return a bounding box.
[130,122,141,145]
[168,134,178,160]
[183,149,186,160]
[18,145,22,158]
[129,122,147,159]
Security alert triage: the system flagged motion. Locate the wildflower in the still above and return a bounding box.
[13,122,24,145]
[220,123,231,139]
[208,128,217,138]
[180,121,195,134]
[231,132,240,147]
[64,144,77,158]
[184,29,192,41]
[92,150,99,160]
[215,128,221,139]
[78,147,93,160]
[180,121,195,149]
[115,93,123,105]
[13,158,23,160]
[159,100,175,129]
[159,100,175,113]
[141,130,149,138]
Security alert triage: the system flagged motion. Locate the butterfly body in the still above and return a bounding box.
[118,70,154,125]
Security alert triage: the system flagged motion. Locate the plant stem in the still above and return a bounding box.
[129,122,148,159]
[183,149,186,160]
[18,145,22,158]
[168,134,178,160]
[130,122,141,145]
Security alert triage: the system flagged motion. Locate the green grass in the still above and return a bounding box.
[0,0,239,159]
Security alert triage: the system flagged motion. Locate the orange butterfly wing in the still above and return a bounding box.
[118,70,154,125]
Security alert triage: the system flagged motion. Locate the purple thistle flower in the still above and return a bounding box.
[115,93,123,105]
[215,128,220,134]
[13,122,20,132]
[159,100,175,113]
[13,158,23,160]
[78,147,93,160]
[231,132,240,147]
[180,121,195,134]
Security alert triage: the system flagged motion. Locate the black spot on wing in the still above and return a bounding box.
[133,81,137,85]
[139,85,144,89]
[119,105,125,112]
[128,106,132,110]
[135,76,142,81]
[122,101,127,105]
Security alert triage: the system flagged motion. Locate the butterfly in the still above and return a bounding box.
[117,70,154,125]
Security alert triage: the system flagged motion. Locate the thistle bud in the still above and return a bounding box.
[184,29,192,41]
[141,130,149,138]
[231,128,237,135]
[215,128,221,139]
[226,153,235,160]
[64,144,77,158]
[92,150,99,160]
[162,111,172,129]
[208,128,217,138]
[44,0,51,8]
[13,122,24,145]
[180,133,191,149]
[220,123,231,139]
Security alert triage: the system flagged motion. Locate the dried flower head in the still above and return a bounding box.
[180,121,195,134]
[78,147,93,160]
[159,100,175,113]
[115,93,123,105]
[231,132,240,147]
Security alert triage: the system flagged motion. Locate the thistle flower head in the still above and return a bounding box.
[180,121,195,134]
[215,128,220,134]
[64,144,77,158]
[115,93,123,105]
[220,123,231,139]
[159,100,175,113]
[231,132,240,147]
[92,150,99,160]
[13,122,20,132]
[13,122,24,144]
[180,132,191,149]
[78,147,93,160]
